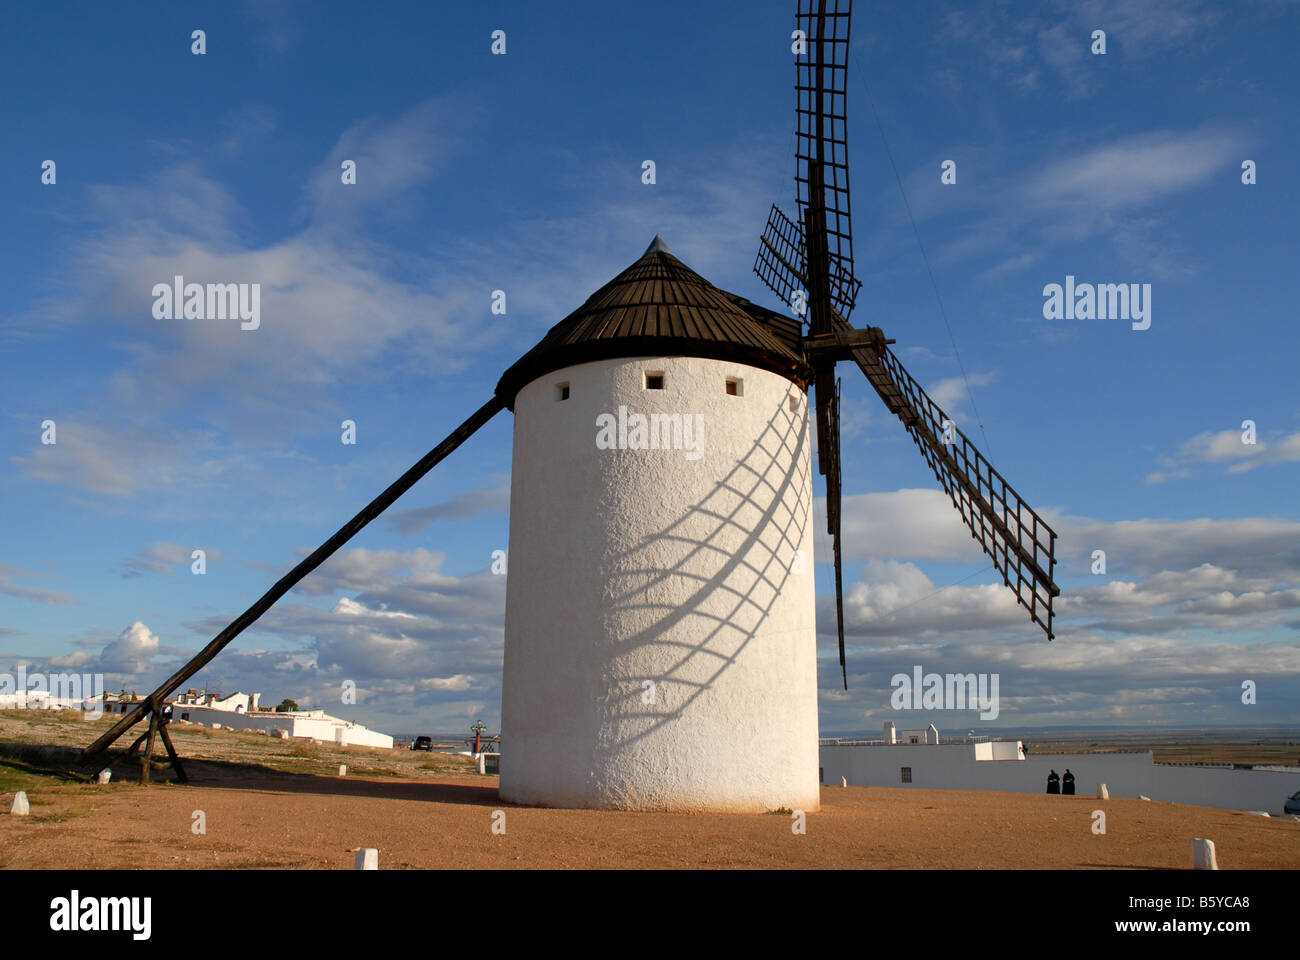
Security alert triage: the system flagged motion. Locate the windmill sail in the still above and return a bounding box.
[752,0,864,689]
[753,199,1061,647]
[758,0,1061,681]
[754,205,807,313]
[838,323,1061,639]
[755,204,859,321]
[825,377,847,687]
[795,0,860,321]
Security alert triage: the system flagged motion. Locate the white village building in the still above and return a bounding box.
[820,724,1300,816]
[0,690,100,711]
[0,668,105,711]
[169,689,393,749]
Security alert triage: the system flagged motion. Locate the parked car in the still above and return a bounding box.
[411,736,433,752]
[1285,791,1300,815]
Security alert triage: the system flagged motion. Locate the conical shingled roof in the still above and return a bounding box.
[495,237,810,406]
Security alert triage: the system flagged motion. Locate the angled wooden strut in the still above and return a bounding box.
[81,396,507,779]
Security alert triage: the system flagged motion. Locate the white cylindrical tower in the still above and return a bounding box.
[496,238,821,812]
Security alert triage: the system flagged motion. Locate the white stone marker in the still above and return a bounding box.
[355,848,378,870]
[1192,838,1218,870]
[338,764,347,777]
[1096,783,1109,800]
[841,776,847,788]
[10,791,30,816]
[477,753,486,774]
[97,769,112,784]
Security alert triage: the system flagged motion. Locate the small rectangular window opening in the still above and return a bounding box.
[901,767,913,784]
[725,377,743,397]
[556,382,570,401]
[645,372,665,390]
[788,394,799,412]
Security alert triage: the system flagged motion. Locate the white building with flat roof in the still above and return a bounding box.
[169,690,393,749]
[820,724,1300,816]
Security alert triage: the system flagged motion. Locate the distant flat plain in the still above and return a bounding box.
[1017,728,1300,766]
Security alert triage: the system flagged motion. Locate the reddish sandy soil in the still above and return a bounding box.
[3,767,1297,870]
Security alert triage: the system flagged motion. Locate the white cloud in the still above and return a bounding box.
[937,0,1225,99]
[1059,514,1300,581]
[1059,563,1300,634]
[47,650,95,669]
[304,99,466,227]
[829,559,1028,640]
[1026,129,1246,210]
[295,547,448,595]
[186,548,507,686]
[928,370,997,420]
[825,490,1300,582]
[816,549,1299,729]
[332,597,418,619]
[1170,428,1300,474]
[885,125,1248,284]
[387,479,511,535]
[416,675,474,692]
[12,420,212,498]
[100,621,162,674]
[0,563,77,607]
[981,250,1044,282]
[821,488,987,564]
[121,542,224,578]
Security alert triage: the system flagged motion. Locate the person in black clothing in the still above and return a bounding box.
[1062,769,1076,795]
[1046,770,1060,794]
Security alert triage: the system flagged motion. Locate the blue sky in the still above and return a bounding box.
[2,0,1298,737]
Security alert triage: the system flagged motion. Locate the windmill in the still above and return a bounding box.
[81,0,1058,812]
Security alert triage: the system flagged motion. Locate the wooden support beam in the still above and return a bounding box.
[122,729,148,758]
[81,396,506,764]
[141,711,158,786]
[157,721,188,784]
[803,326,892,361]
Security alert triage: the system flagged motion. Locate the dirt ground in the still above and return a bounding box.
[5,769,1300,870]
[1,711,1297,869]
